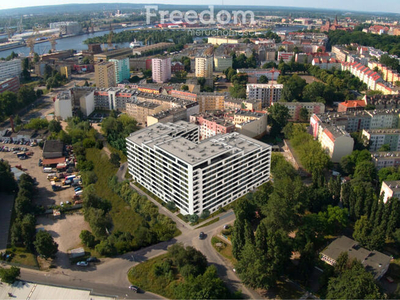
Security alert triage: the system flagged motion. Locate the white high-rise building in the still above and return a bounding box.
[54,90,73,120]
[195,56,213,79]
[246,84,283,108]
[152,57,171,83]
[126,121,271,215]
[0,59,21,81]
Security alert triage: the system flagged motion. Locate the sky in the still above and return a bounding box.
[0,0,399,14]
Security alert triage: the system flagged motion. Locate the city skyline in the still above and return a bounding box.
[0,0,400,14]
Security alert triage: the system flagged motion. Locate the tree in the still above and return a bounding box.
[82,171,98,186]
[0,160,17,193]
[327,261,381,299]
[268,104,290,137]
[181,84,189,91]
[48,120,62,133]
[34,230,58,258]
[110,153,121,168]
[0,266,20,284]
[197,77,206,86]
[200,209,210,219]
[258,75,269,84]
[80,230,97,248]
[378,144,391,151]
[299,107,309,122]
[188,214,199,223]
[353,161,376,182]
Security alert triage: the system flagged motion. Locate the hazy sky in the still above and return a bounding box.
[0,0,399,14]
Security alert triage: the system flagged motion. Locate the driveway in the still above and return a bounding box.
[0,194,14,252]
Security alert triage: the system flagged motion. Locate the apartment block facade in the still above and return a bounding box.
[277,102,325,122]
[152,58,171,83]
[362,129,400,151]
[95,62,116,88]
[110,57,130,84]
[246,84,283,108]
[195,56,213,79]
[126,121,271,215]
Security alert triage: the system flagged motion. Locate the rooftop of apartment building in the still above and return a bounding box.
[371,151,400,159]
[151,107,187,119]
[127,121,270,165]
[56,90,71,100]
[192,111,234,126]
[364,128,400,134]
[235,110,266,117]
[247,83,284,88]
[323,124,351,140]
[382,180,400,192]
[135,101,161,109]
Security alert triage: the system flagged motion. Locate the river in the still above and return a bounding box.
[0,25,149,59]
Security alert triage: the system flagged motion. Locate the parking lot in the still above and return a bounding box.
[0,141,87,268]
[0,143,75,207]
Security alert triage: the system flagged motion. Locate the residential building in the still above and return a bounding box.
[311,57,341,70]
[152,57,172,83]
[126,121,271,215]
[54,90,73,120]
[365,94,400,110]
[171,61,185,73]
[320,236,391,280]
[362,129,400,151]
[246,84,283,108]
[331,45,350,62]
[237,68,280,83]
[277,102,325,122]
[371,151,400,170]
[93,48,132,62]
[208,37,239,45]
[214,56,233,72]
[318,124,354,163]
[110,57,130,84]
[77,90,95,117]
[131,43,175,56]
[197,93,225,112]
[195,56,213,79]
[147,107,188,126]
[126,101,164,126]
[49,21,81,35]
[0,59,21,81]
[338,100,366,112]
[0,76,20,93]
[380,180,400,203]
[233,110,268,138]
[277,51,295,62]
[341,62,383,91]
[94,62,116,88]
[190,112,236,140]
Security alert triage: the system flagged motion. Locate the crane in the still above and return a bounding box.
[5,18,14,40]
[50,35,57,53]
[26,26,40,57]
[106,24,114,50]
[17,16,23,34]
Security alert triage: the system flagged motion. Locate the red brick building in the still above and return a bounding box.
[338,100,366,112]
[171,61,185,73]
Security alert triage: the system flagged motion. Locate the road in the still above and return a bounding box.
[16,213,253,299]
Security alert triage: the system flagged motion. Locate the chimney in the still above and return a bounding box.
[10,115,15,133]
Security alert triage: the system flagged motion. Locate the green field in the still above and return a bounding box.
[86,148,145,235]
[5,247,39,269]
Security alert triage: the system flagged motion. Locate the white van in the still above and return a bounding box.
[43,167,53,173]
[75,190,83,196]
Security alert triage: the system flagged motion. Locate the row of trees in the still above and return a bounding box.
[0,86,39,122]
[10,173,58,259]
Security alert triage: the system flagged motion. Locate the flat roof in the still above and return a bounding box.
[127,121,270,166]
[43,140,64,153]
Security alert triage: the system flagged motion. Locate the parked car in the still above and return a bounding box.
[74,187,82,192]
[129,285,139,292]
[86,257,99,263]
[76,261,88,267]
[223,225,230,230]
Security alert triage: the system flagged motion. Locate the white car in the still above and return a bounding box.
[76,261,88,267]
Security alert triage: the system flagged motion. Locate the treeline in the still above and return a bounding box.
[80,176,178,256]
[340,149,400,251]
[0,160,17,193]
[101,112,138,155]
[231,152,346,293]
[10,173,58,259]
[0,86,40,122]
[84,29,193,46]
[277,65,366,105]
[328,30,400,56]
[128,243,238,299]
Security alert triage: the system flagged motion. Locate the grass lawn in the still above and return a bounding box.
[197,217,219,229]
[86,148,145,235]
[211,236,237,265]
[128,254,178,299]
[5,247,39,268]
[107,144,127,163]
[272,280,304,299]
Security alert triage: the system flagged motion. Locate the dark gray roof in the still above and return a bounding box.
[43,140,64,153]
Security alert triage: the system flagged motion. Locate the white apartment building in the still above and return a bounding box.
[246,84,283,108]
[277,102,325,122]
[152,57,171,83]
[380,180,400,203]
[54,90,73,120]
[0,59,21,81]
[195,56,213,79]
[318,124,354,163]
[126,121,271,215]
[371,151,400,170]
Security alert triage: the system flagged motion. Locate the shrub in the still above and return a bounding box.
[200,209,210,219]
[188,214,199,223]
[0,266,20,284]
[79,230,97,248]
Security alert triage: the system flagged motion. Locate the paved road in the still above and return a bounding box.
[16,214,240,298]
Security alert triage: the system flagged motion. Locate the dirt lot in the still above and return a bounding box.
[37,213,90,268]
[0,146,75,206]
